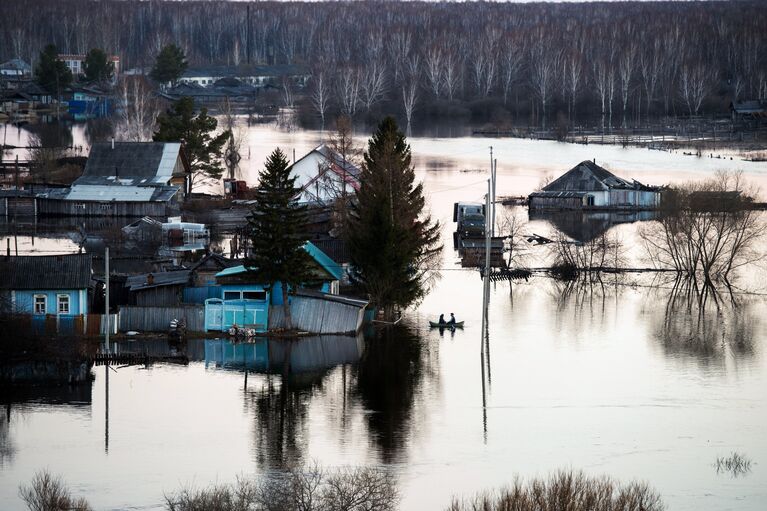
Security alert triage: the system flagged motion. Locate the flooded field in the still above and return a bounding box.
[2,121,767,510]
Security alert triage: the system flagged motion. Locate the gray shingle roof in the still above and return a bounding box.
[0,254,92,290]
[76,142,183,186]
[543,161,654,192]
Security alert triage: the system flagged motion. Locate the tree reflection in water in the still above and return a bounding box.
[241,326,435,468]
[654,278,756,362]
[353,324,431,464]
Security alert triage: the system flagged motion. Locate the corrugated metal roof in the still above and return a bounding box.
[65,184,179,202]
[0,254,92,290]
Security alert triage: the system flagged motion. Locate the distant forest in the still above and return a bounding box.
[2,0,766,128]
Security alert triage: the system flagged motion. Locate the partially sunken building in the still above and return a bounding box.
[40,142,190,217]
[528,160,660,210]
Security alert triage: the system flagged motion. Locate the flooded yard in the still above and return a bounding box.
[2,122,767,510]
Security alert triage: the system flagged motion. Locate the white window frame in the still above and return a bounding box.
[57,294,71,315]
[34,294,47,315]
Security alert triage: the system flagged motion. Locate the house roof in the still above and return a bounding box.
[214,242,343,281]
[304,241,344,280]
[75,142,186,187]
[190,253,240,273]
[181,64,309,79]
[543,161,655,192]
[0,254,92,290]
[125,270,191,291]
[0,58,31,72]
[66,184,180,202]
[731,100,767,115]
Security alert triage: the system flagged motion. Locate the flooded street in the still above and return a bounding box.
[2,122,767,510]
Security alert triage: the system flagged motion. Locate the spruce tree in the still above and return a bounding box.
[34,44,72,95]
[150,44,188,86]
[246,149,314,330]
[347,117,441,319]
[83,48,114,84]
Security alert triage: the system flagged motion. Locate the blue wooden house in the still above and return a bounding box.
[0,254,92,333]
[203,242,343,332]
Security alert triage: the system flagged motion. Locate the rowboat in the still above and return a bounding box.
[429,321,464,328]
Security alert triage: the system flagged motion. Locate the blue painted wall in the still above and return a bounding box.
[13,289,87,315]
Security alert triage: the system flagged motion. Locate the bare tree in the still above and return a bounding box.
[502,36,524,106]
[402,55,420,133]
[113,76,160,142]
[530,40,559,129]
[423,45,444,98]
[442,48,462,101]
[639,171,761,284]
[337,68,360,118]
[310,70,331,131]
[618,43,637,128]
[678,61,709,117]
[359,60,386,112]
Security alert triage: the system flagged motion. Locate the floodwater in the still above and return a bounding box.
[2,120,767,510]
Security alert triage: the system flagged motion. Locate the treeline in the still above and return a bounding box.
[2,1,766,128]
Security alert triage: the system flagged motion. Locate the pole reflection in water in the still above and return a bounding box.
[104,363,109,454]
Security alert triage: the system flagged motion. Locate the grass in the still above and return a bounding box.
[445,469,664,511]
[714,452,753,477]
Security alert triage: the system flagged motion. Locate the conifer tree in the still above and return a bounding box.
[34,44,72,95]
[246,149,314,330]
[150,44,188,86]
[347,117,441,319]
[83,48,114,84]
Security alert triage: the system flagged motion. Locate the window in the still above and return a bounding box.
[243,291,266,301]
[586,195,595,206]
[223,291,241,300]
[57,294,70,314]
[34,295,46,314]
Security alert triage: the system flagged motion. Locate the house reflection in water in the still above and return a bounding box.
[203,335,364,375]
[528,209,658,243]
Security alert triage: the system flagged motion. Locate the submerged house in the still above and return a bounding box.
[528,160,660,210]
[0,254,92,316]
[38,142,191,217]
[290,145,362,206]
[203,241,346,333]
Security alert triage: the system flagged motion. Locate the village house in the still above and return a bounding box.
[178,64,309,88]
[203,241,345,333]
[38,141,191,217]
[730,100,767,121]
[0,254,92,329]
[125,270,191,307]
[528,160,661,210]
[58,53,120,82]
[0,58,32,77]
[290,144,362,206]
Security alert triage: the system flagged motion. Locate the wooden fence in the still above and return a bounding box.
[118,305,205,333]
[268,292,368,335]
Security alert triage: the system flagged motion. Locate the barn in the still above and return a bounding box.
[528,160,660,210]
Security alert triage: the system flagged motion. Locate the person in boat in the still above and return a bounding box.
[448,313,456,325]
[438,313,446,324]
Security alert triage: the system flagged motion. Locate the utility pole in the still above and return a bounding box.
[105,246,110,354]
[492,158,497,237]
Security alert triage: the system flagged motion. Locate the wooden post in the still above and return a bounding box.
[105,247,110,354]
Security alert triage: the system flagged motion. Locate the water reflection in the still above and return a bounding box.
[354,324,434,463]
[529,209,657,243]
[651,279,758,363]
